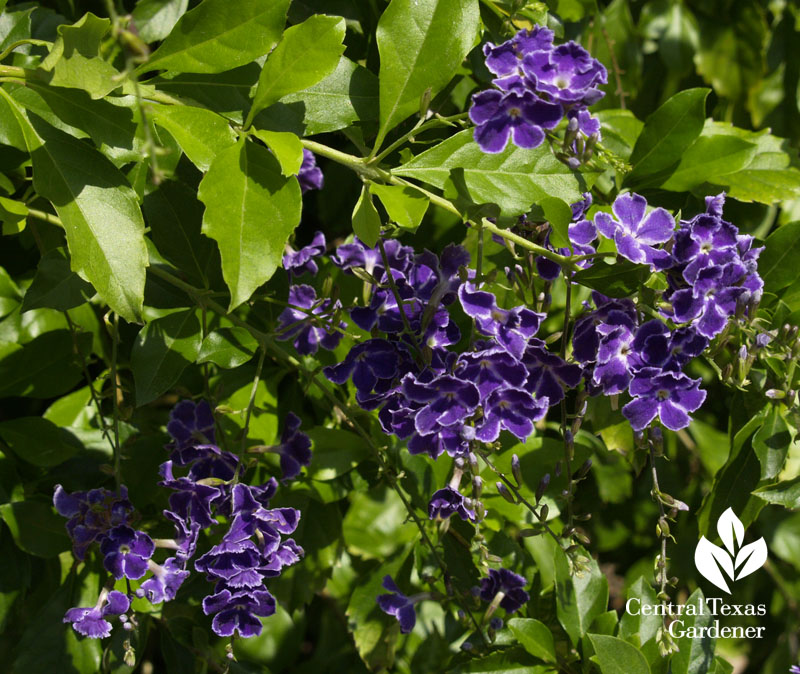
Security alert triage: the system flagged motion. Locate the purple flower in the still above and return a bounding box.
[428,487,476,521]
[202,588,277,638]
[595,193,674,266]
[297,149,323,193]
[324,339,399,394]
[477,388,547,442]
[64,590,130,639]
[138,558,189,604]
[482,26,554,80]
[469,88,562,153]
[789,666,800,674]
[670,263,748,338]
[276,284,344,355]
[283,231,325,276]
[402,374,480,435]
[592,310,639,394]
[167,399,216,455]
[454,348,527,399]
[274,412,312,481]
[160,460,223,529]
[632,321,707,372]
[100,525,155,580]
[377,575,417,634]
[622,371,706,431]
[522,341,582,405]
[479,568,530,613]
[521,41,607,106]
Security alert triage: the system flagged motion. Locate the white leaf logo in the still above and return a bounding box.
[694,508,767,594]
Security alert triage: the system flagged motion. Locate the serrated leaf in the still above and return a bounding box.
[374,0,479,150]
[151,104,237,171]
[197,327,257,369]
[21,248,94,311]
[626,88,709,187]
[3,96,148,322]
[759,221,800,292]
[394,129,585,217]
[352,185,381,247]
[131,0,189,43]
[138,0,290,75]
[199,139,301,310]
[507,618,556,663]
[369,183,428,231]
[255,56,378,136]
[589,634,650,674]
[0,416,82,467]
[247,15,346,127]
[252,129,303,177]
[39,13,121,99]
[131,308,202,406]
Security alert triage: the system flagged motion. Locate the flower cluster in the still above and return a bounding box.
[56,400,310,642]
[470,27,607,155]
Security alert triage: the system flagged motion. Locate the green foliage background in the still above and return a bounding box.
[0,0,797,672]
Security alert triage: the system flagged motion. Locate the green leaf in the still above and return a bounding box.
[370,183,429,231]
[0,266,20,319]
[626,88,709,187]
[352,184,382,247]
[0,6,33,53]
[131,309,202,406]
[305,428,371,481]
[554,545,609,645]
[0,500,71,557]
[589,634,650,674]
[197,327,257,369]
[374,0,479,150]
[671,589,715,674]
[759,221,800,292]
[540,196,573,249]
[39,13,121,99]
[247,15,346,127]
[152,105,237,171]
[448,649,548,673]
[342,486,418,558]
[752,406,792,480]
[0,330,89,398]
[139,0,290,75]
[0,86,27,150]
[0,195,26,235]
[252,129,304,177]
[22,248,94,311]
[5,98,148,323]
[131,0,189,43]
[394,129,586,217]
[594,109,643,161]
[618,577,661,646]
[198,139,301,310]
[573,261,649,298]
[660,134,757,192]
[752,476,800,508]
[255,56,379,136]
[507,618,557,663]
[0,417,82,467]
[143,179,219,287]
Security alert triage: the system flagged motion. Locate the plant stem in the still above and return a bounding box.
[110,313,122,491]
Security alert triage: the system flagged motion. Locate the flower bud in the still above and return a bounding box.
[535,473,550,502]
[472,476,483,498]
[511,454,522,486]
[496,481,516,504]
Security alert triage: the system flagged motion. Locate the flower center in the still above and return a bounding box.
[507,107,521,118]
[555,77,569,89]
[491,309,506,321]
[700,242,712,253]
[656,389,669,401]
[119,544,131,554]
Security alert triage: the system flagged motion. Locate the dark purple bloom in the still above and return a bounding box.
[670,263,748,338]
[275,412,312,481]
[454,348,527,399]
[167,399,216,455]
[297,149,323,193]
[592,310,639,394]
[428,487,476,521]
[482,26,554,80]
[64,590,130,639]
[160,460,223,529]
[100,525,155,580]
[479,568,530,613]
[324,339,399,393]
[283,231,325,276]
[138,557,189,604]
[622,371,706,431]
[522,341,582,405]
[469,88,562,153]
[632,321,707,372]
[276,284,344,355]
[595,193,674,266]
[202,588,277,638]
[521,41,607,106]
[402,374,480,435]
[477,388,547,442]
[407,426,470,460]
[377,575,417,634]
[572,294,637,364]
